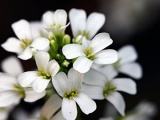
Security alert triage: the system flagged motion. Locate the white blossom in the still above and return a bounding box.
[69,8,105,40]
[42,9,69,34]
[18,51,60,93]
[0,56,46,107]
[63,33,118,73]
[1,20,49,60]
[52,68,96,120]
[81,68,136,116]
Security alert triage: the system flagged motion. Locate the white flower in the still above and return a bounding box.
[0,56,46,107]
[63,33,118,73]
[81,68,137,116]
[69,8,105,40]
[1,19,49,60]
[94,45,142,80]
[52,68,96,120]
[42,9,69,34]
[18,51,60,93]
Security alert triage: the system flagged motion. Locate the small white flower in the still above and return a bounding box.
[18,51,60,93]
[69,8,105,40]
[95,45,142,79]
[81,68,137,116]
[0,57,46,107]
[63,33,118,73]
[1,19,49,60]
[52,68,96,120]
[42,9,69,34]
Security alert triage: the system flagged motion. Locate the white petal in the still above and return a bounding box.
[86,12,105,39]
[41,94,62,120]
[51,110,65,120]
[106,92,125,116]
[100,65,118,80]
[119,63,142,79]
[11,19,32,40]
[32,78,50,93]
[118,45,138,64]
[0,74,17,91]
[62,98,77,120]
[90,33,113,54]
[42,11,55,27]
[111,78,137,95]
[30,37,49,50]
[62,44,85,59]
[2,56,23,77]
[68,68,83,90]
[35,51,50,71]
[94,50,118,64]
[0,91,20,107]
[24,88,46,102]
[47,60,60,77]
[83,68,107,87]
[18,71,37,87]
[52,72,70,96]
[73,56,93,73]
[18,46,32,60]
[69,8,86,37]
[54,9,67,26]
[1,37,23,54]
[73,93,96,114]
[30,21,43,39]
[81,84,104,100]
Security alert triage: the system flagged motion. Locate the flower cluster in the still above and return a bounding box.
[0,8,143,120]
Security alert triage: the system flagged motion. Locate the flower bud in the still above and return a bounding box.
[73,35,83,44]
[61,34,71,46]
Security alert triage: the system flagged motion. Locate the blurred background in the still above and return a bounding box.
[0,0,160,119]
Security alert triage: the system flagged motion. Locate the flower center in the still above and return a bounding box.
[63,89,78,99]
[50,23,62,29]
[13,84,25,98]
[84,47,95,60]
[37,68,51,79]
[78,30,90,39]
[103,81,117,97]
[113,58,121,71]
[20,39,32,49]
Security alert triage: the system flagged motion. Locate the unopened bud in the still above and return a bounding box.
[50,39,58,52]
[73,35,83,44]
[61,34,71,46]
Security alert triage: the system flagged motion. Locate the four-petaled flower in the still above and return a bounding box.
[1,20,49,60]
[52,68,96,120]
[18,51,60,93]
[82,68,136,116]
[42,9,70,34]
[0,56,46,108]
[63,33,118,73]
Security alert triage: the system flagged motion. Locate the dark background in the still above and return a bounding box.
[0,0,160,119]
